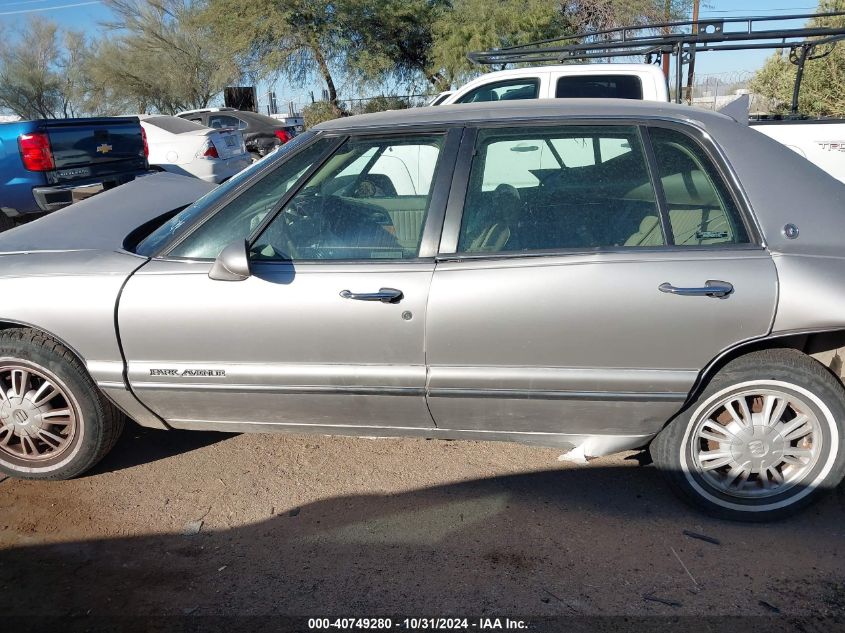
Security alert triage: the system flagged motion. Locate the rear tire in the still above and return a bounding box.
[0,328,124,480]
[651,349,845,521]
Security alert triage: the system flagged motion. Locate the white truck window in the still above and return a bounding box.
[457,78,540,104]
[555,75,643,100]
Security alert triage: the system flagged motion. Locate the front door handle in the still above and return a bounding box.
[659,280,734,298]
[339,287,404,303]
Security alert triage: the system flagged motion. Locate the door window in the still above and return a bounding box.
[166,138,335,259]
[456,79,539,103]
[457,126,661,253]
[649,127,749,246]
[251,134,445,261]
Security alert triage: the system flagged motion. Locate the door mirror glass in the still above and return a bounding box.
[209,239,251,281]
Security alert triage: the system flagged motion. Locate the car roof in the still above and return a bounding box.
[313,98,736,132]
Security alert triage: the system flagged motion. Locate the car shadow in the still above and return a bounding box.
[89,423,237,475]
[2,462,843,622]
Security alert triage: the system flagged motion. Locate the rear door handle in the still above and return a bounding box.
[339,287,404,303]
[658,280,734,298]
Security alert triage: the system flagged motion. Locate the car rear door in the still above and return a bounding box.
[119,129,459,431]
[424,122,778,444]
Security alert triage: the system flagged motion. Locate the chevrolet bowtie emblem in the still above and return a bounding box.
[96,143,113,154]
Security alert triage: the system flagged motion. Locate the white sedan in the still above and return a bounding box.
[139,115,251,184]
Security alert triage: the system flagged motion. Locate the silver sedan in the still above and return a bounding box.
[0,100,843,521]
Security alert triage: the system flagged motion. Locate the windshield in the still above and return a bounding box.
[135,131,318,257]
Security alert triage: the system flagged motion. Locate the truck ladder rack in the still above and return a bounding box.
[468,12,845,113]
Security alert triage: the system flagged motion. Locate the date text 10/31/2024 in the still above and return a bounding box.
[308,618,529,630]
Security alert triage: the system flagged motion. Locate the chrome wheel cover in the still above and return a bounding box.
[689,385,822,499]
[0,363,78,463]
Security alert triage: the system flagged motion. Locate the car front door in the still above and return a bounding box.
[119,129,458,432]
[425,123,778,446]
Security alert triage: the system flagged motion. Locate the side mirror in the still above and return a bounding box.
[209,239,251,281]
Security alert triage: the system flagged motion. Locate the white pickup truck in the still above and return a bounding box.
[436,64,845,184]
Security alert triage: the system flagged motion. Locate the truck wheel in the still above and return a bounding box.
[651,349,845,521]
[0,214,15,233]
[0,328,124,480]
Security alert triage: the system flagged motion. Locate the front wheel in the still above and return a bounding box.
[0,328,124,480]
[652,349,845,521]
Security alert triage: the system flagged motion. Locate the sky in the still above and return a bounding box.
[0,0,829,110]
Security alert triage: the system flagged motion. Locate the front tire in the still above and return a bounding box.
[0,328,124,480]
[652,349,845,521]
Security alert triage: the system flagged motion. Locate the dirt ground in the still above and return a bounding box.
[1,423,844,622]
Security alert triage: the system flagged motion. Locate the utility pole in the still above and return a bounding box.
[685,0,701,104]
[661,0,671,80]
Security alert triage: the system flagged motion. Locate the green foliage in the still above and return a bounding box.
[751,0,845,117]
[0,0,697,118]
[429,0,692,89]
[357,95,410,114]
[199,0,346,104]
[563,0,692,31]
[87,0,239,114]
[200,0,692,101]
[303,100,344,129]
[430,0,571,88]
[342,0,447,88]
[0,19,90,119]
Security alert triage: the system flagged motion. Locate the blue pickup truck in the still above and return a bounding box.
[0,117,151,231]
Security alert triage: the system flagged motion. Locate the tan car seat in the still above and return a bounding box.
[465,185,524,252]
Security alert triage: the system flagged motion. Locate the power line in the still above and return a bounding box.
[0,0,57,6]
[0,0,100,15]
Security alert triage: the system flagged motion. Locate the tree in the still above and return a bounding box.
[751,0,845,117]
[562,0,691,32]
[342,0,448,89]
[86,0,239,114]
[302,100,343,128]
[200,0,348,106]
[428,0,692,89]
[429,0,571,88]
[0,18,90,119]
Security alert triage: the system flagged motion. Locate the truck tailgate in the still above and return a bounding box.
[43,117,147,181]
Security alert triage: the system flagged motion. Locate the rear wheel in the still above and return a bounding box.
[0,328,124,480]
[652,349,845,521]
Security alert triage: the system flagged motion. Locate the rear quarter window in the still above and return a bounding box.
[648,126,750,247]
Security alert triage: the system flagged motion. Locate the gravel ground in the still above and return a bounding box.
[1,424,844,620]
